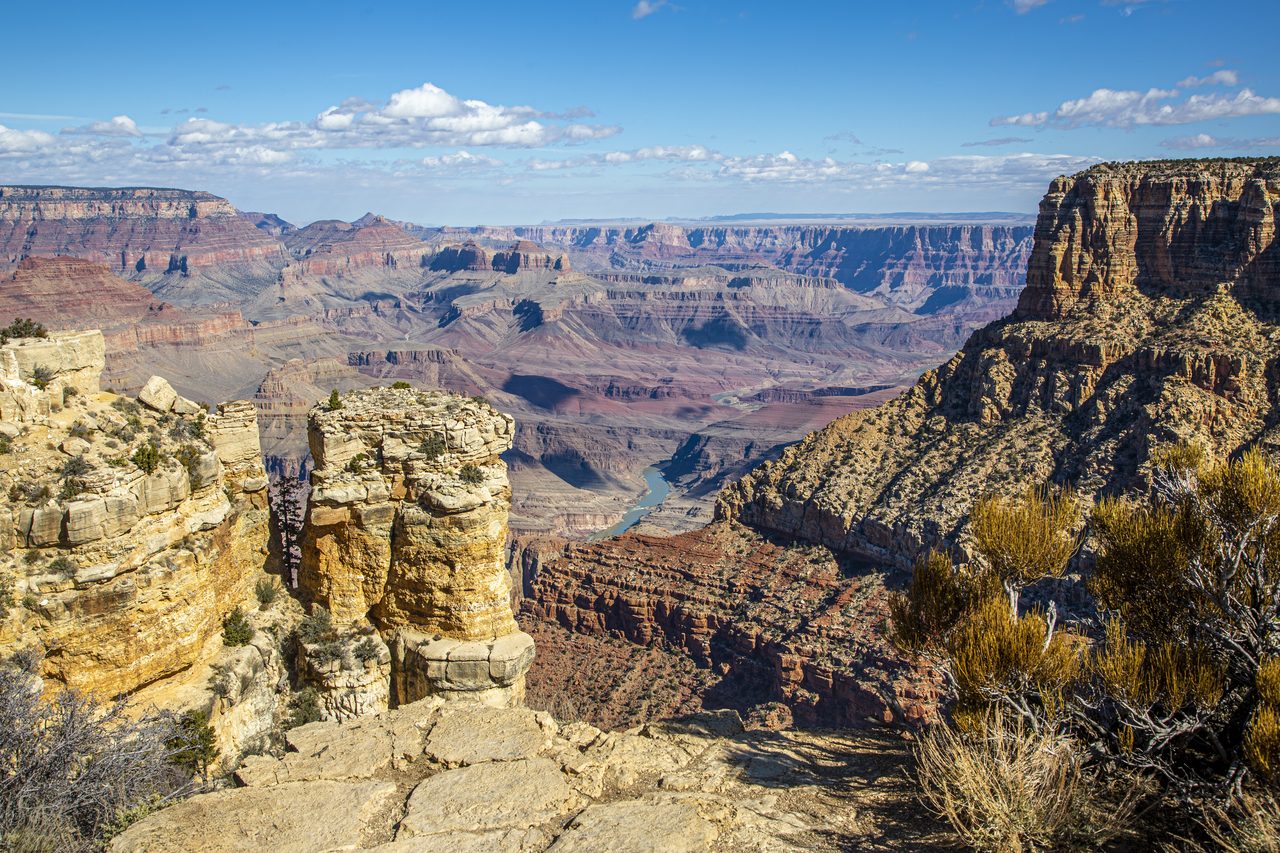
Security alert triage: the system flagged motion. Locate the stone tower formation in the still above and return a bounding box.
[299,386,534,711]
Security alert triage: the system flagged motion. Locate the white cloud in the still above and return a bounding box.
[632,0,668,19]
[993,84,1280,128]
[382,83,465,119]
[421,150,503,169]
[1160,133,1280,150]
[61,115,142,137]
[1177,70,1239,87]
[1011,0,1050,13]
[905,160,930,173]
[0,123,56,154]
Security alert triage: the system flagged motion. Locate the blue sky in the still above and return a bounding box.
[1,0,1277,224]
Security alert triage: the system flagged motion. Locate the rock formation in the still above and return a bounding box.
[0,186,287,303]
[299,387,534,710]
[111,698,941,851]
[0,330,272,698]
[717,158,1280,567]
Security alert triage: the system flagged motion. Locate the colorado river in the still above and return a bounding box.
[589,466,671,541]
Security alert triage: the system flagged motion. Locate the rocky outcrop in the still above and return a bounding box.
[299,387,534,707]
[113,698,931,851]
[0,331,272,697]
[717,158,1280,566]
[0,186,287,303]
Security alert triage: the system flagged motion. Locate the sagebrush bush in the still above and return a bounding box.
[458,463,484,486]
[254,578,279,609]
[914,711,1138,852]
[296,607,334,644]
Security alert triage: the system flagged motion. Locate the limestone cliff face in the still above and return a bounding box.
[718,158,1280,566]
[0,332,271,697]
[299,388,534,707]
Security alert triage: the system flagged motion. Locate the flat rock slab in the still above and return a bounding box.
[398,757,574,838]
[423,703,551,767]
[237,718,393,786]
[108,780,397,853]
[365,827,548,853]
[547,797,721,853]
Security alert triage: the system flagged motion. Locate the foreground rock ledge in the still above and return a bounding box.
[111,698,841,852]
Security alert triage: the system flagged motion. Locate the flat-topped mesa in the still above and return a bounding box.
[717,158,1280,567]
[491,240,570,274]
[299,387,534,708]
[429,240,570,275]
[0,333,272,698]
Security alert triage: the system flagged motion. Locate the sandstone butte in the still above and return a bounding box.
[514,157,1280,729]
[718,157,1280,564]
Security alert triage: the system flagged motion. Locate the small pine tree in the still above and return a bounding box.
[221,606,254,646]
[327,389,342,411]
[166,710,219,783]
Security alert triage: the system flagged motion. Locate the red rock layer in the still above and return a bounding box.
[0,186,287,302]
[517,522,940,729]
[0,256,166,329]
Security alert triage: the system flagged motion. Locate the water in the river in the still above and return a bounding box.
[589,466,671,541]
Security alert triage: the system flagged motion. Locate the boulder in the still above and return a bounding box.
[138,375,178,412]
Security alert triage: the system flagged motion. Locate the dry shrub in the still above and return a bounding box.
[970,486,1080,588]
[1201,793,1280,853]
[915,711,1139,852]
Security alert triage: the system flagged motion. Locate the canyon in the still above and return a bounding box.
[4,158,1277,849]
[0,184,1034,540]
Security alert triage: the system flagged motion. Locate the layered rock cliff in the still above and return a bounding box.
[0,186,287,303]
[299,387,534,710]
[718,158,1280,566]
[430,222,1032,316]
[0,331,272,697]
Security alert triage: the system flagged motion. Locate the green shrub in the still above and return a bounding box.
[174,444,201,481]
[29,365,54,391]
[0,318,48,344]
[287,688,323,729]
[221,606,254,647]
[345,452,369,474]
[166,710,219,782]
[58,479,86,501]
[352,637,381,665]
[419,435,446,460]
[67,422,92,440]
[391,381,412,390]
[0,436,11,455]
[327,389,342,411]
[310,641,345,667]
[254,578,279,609]
[47,557,75,574]
[131,443,161,475]
[458,463,485,486]
[296,607,334,644]
[60,456,90,480]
